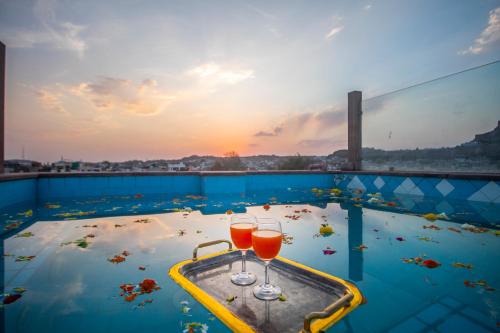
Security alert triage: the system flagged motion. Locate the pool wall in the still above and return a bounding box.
[0,177,37,208]
[36,173,335,199]
[0,171,499,210]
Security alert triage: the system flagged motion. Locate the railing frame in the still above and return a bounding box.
[0,41,5,173]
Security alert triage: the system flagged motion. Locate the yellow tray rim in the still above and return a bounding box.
[169,249,364,333]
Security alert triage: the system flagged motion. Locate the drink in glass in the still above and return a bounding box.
[230,214,257,285]
[252,217,282,300]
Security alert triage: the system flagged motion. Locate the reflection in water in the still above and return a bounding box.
[235,286,257,322]
[346,204,363,282]
[1,240,5,326]
[257,300,278,333]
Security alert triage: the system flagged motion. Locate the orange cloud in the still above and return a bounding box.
[69,77,175,116]
[35,88,66,113]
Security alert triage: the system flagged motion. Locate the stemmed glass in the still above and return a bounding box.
[252,217,283,300]
[230,214,257,286]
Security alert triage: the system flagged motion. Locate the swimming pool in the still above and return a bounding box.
[1,174,499,333]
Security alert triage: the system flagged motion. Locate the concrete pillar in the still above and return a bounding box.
[347,205,363,282]
[348,91,362,170]
[0,41,4,173]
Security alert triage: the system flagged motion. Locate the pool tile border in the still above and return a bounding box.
[0,171,499,209]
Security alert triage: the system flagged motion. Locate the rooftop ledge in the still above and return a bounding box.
[0,170,499,183]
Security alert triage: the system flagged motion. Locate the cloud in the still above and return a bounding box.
[254,107,346,139]
[187,63,255,85]
[364,4,372,11]
[35,88,66,113]
[325,26,344,40]
[1,0,87,57]
[69,77,175,116]
[459,7,500,55]
[254,126,283,137]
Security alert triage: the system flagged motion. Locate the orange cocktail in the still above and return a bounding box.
[230,223,256,250]
[229,215,257,286]
[252,217,283,301]
[252,230,282,260]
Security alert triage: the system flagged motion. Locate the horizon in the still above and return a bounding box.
[9,115,499,165]
[1,0,500,162]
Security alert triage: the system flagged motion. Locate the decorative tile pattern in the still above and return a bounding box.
[435,179,454,197]
[394,178,424,196]
[468,181,500,203]
[347,176,366,192]
[373,176,385,190]
[399,196,416,210]
[467,190,490,203]
[435,200,455,214]
[336,174,499,204]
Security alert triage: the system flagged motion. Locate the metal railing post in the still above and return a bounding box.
[348,91,362,170]
[0,41,5,173]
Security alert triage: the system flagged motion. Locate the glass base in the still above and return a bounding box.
[253,283,282,300]
[231,271,257,286]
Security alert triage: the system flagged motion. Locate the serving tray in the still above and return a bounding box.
[169,240,364,333]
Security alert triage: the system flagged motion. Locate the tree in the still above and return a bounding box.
[277,154,313,170]
[211,151,246,171]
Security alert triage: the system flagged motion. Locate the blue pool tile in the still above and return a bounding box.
[159,175,174,192]
[171,175,201,194]
[461,306,499,331]
[383,176,405,193]
[413,199,438,213]
[422,177,442,187]
[408,176,426,187]
[119,176,135,192]
[333,174,345,186]
[437,313,492,333]
[476,181,500,202]
[468,179,490,192]
[439,296,462,309]
[202,175,246,195]
[355,174,370,187]
[417,179,442,198]
[415,303,451,325]
[387,317,426,333]
[0,179,36,207]
[335,174,353,189]
[362,175,379,193]
[446,179,478,201]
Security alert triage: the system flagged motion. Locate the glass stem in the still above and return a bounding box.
[241,250,247,273]
[264,260,270,286]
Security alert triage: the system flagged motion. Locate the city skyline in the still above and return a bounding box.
[1,0,499,162]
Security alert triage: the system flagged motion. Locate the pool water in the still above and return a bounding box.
[1,189,499,333]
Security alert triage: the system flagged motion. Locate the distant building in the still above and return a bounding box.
[308,163,326,171]
[167,162,187,171]
[77,162,103,172]
[4,159,41,173]
[52,159,73,172]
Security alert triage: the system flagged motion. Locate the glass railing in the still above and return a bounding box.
[362,60,500,172]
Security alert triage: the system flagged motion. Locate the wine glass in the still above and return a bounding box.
[230,214,257,285]
[252,217,282,300]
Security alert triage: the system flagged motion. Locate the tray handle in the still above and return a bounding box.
[302,290,354,332]
[192,239,233,261]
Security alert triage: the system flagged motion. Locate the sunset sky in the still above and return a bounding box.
[1,0,499,162]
